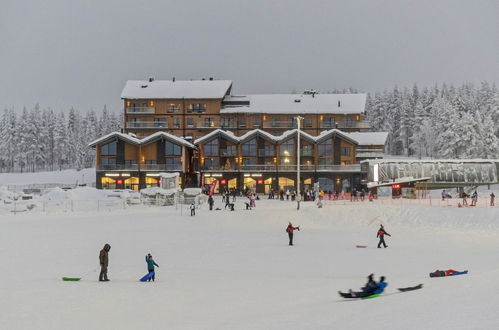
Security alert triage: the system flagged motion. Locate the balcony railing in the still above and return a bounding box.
[126,122,168,129]
[199,164,362,172]
[220,150,238,157]
[96,164,182,171]
[196,121,237,129]
[125,107,155,114]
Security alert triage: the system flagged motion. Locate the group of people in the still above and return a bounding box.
[98,244,159,282]
[338,273,388,298]
[459,190,496,207]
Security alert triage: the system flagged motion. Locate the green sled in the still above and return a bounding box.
[62,277,81,281]
[361,294,381,299]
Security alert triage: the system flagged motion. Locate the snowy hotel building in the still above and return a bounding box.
[89,78,387,192]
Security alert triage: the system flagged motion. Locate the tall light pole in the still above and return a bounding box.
[295,116,304,210]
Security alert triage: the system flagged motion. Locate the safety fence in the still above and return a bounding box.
[322,196,497,208]
[4,199,127,214]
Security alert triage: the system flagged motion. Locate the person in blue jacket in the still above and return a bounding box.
[338,274,387,298]
[145,253,159,282]
[373,276,388,294]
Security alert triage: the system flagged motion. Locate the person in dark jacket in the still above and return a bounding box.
[208,195,214,210]
[377,225,391,248]
[490,192,495,206]
[99,243,111,281]
[145,253,159,281]
[190,203,196,216]
[286,222,300,246]
[338,273,381,298]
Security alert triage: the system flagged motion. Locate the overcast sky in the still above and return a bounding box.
[1,0,497,113]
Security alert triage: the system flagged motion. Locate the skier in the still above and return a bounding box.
[470,190,478,206]
[377,225,391,248]
[145,253,159,282]
[286,222,300,246]
[490,192,495,206]
[208,195,214,210]
[99,243,111,282]
[441,189,446,201]
[190,203,196,216]
[286,189,290,200]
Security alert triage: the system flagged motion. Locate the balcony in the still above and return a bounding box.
[197,121,237,129]
[263,122,296,129]
[126,121,168,129]
[96,164,182,171]
[125,107,155,114]
[197,163,363,172]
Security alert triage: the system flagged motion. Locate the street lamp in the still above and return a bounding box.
[295,116,304,210]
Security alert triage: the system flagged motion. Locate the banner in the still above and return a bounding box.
[209,179,217,196]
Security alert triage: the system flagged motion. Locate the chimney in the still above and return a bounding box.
[172,77,175,82]
[148,76,155,82]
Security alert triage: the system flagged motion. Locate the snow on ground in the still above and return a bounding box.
[1,198,499,330]
[0,168,95,186]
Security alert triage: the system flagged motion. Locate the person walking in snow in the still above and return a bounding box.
[190,203,196,216]
[471,190,478,206]
[99,243,111,282]
[145,253,159,282]
[377,225,391,248]
[490,192,495,206]
[286,222,300,246]
[208,195,214,211]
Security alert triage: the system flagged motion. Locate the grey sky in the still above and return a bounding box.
[1,0,497,113]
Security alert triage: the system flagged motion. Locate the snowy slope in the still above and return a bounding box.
[1,199,498,330]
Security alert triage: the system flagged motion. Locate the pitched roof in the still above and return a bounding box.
[193,128,359,145]
[345,132,388,146]
[121,79,232,99]
[221,93,366,114]
[88,131,195,148]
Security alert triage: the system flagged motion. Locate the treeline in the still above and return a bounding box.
[366,82,499,159]
[0,105,121,172]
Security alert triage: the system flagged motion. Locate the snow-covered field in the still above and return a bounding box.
[1,197,499,330]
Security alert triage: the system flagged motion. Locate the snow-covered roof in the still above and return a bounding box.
[121,79,232,99]
[194,128,359,145]
[193,129,239,145]
[88,132,141,147]
[140,132,195,148]
[88,131,195,148]
[221,93,366,114]
[345,132,388,146]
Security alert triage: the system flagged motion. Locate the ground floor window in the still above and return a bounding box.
[145,177,160,188]
[278,177,295,191]
[124,177,139,191]
[101,177,116,189]
[228,178,237,189]
[244,177,256,192]
[318,177,334,192]
[204,177,220,193]
[264,178,272,194]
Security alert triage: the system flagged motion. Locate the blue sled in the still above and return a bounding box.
[449,270,468,276]
[140,272,155,282]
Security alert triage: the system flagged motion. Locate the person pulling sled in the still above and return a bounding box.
[145,253,159,281]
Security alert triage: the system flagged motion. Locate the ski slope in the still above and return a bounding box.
[1,199,498,330]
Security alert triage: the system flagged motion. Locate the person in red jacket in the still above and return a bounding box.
[286,222,300,246]
[377,225,391,248]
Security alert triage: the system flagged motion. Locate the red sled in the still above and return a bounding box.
[356,245,367,248]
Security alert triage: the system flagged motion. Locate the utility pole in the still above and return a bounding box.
[295,116,303,210]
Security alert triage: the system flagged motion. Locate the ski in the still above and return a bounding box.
[398,284,423,292]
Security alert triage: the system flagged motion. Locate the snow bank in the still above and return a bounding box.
[42,187,69,200]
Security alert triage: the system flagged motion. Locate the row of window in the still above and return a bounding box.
[203,139,351,157]
[100,141,182,157]
[127,103,207,114]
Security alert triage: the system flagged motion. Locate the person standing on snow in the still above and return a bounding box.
[286,222,300,246]
[190,203,196,216]
[99,243,111,282]
[145,253,159,281]
[208,195,214,210]
[471,190,478,206]
[490,192,495,206]
[377,225,391,248]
